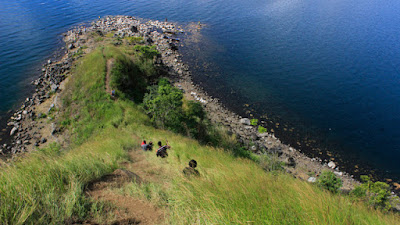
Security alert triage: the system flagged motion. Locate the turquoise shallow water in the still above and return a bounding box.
[0,0,399,181]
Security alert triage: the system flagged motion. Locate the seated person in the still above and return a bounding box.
[183,159,200,177]
[156,141,170,158]
[141,140,152,151]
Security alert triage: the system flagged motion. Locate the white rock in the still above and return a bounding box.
[328,161,336,169]
[240,118,251,125]
[308,177,317,183]
[10,127,18,136]
[334,171,343,176]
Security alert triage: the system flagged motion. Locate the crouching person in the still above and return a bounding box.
[156,141,170,158]
[183,159,200,177]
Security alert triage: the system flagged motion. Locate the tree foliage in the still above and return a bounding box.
[351,175,399,211]
[317,171,343,193]
[143,78,184,132]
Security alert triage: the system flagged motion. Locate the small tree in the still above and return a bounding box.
[143,79,184,132]
[351,175,397,211]
[317,171,343,193]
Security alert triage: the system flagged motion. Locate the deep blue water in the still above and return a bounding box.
[0,0,399,181]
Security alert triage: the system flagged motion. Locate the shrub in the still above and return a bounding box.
[250,118,258,126]
[258,126,267,133]
[259,154,284,172]
[317,171,342,193]
[351,175,398,211]
[143,79,184,132]
[111,56,147,102]
[125,36,144,45]
[183,100,207,139]
[133,45,159,60]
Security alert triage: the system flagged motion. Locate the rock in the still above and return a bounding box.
[250,145,258,153]
[257,132,269,138]
[10,127,18,136]
[267,147,283,157]
[334,171,343,176]
[328,161,336,169]
[51,123,57,135]
[240,118,251,126]
[68,43,75,49]
[130,26,138,33]
[250,134,259,141]
[48,59,52,64]
[48,103,55,113]
[308,177,317,183]
[95,30,103,36]
[41,138,47,144]
[51,84,58,92]
[284,157,296,167]
[22,110,28,115]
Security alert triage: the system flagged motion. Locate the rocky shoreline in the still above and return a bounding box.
[1,16,399,201]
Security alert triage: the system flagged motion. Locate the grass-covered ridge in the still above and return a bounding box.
[0,43,399,224]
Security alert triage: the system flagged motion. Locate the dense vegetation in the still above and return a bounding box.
[0,38,399,224]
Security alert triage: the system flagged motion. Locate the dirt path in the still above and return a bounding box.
[105,58,114,95]
[85,148,166,225]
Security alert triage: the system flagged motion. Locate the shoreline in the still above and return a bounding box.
[1,15,398,196]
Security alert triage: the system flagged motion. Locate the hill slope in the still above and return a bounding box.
[0,43,399,224]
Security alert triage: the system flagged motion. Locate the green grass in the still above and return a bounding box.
[0,43,399,224]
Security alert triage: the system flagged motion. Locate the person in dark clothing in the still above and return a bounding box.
[141,140,153,151]
[147,141,153,151]
[156,141,170,158]
[183,159,200,177]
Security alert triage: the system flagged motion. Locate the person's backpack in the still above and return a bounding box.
[156,146,168,158]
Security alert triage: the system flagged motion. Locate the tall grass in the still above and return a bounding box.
[0,130,130,224]
[0,43,398,224]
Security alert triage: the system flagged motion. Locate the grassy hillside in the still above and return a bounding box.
[0,43,399,224]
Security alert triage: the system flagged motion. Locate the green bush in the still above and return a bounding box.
[250,118,258,126]
[133,45,159,60]
[143,79,184,133]
[259,154,284,172]
[111,56,147,102]
[317,171,342,193]
[125,36,144,45]
[258,126,267,133]
[351,175,398,211]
